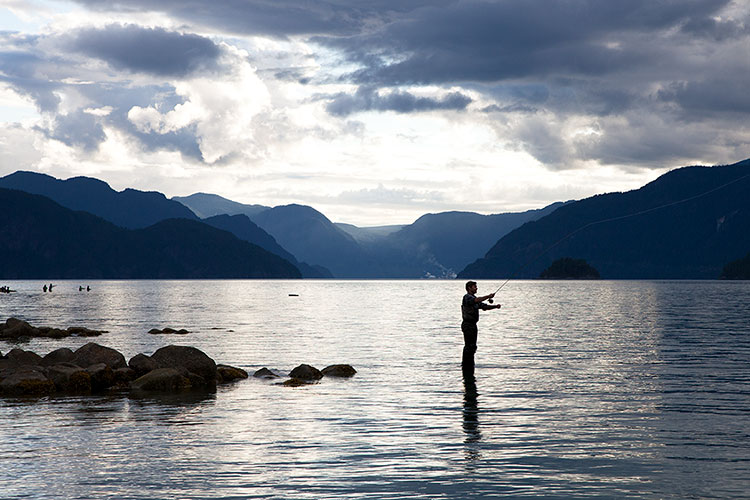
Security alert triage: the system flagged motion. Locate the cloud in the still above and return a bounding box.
[68,24,223,77]
[325,86,471,116]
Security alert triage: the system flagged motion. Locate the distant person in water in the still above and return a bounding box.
[461,281,501,372]
[43,284,48,293]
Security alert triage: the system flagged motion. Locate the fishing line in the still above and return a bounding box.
[488,170,750,296]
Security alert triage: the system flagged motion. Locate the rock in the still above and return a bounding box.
[112,367,137,389]
[288,364,323,381]
[0,318,36,338]
[47,363,92,393]
[321,364,357,377]
[131,368,192,392]
[148,328,189,335]
[42,348,75,366]
[0,318,104,339]
[86,363,115,391]
[65,326,105,337]
[150,345,217,383]
[280,377,318,387]
[253,367,279,379]
[217,364,248,383]
[5,348,44,366]
[72,343,126,369]
[128,353,160,376]
[0,367,54,396]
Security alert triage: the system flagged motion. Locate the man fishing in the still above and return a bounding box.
[461,281,501,372]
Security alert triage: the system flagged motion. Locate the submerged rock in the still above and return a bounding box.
[148,328,189,335]
[321,364,357,377]
[253,367,279,379]
[280,377,318,387]
[288,364,323,381]
[217,364,248,383]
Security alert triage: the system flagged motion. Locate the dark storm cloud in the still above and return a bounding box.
[68,24,223,77]
[319,0,734,85]
[69,0,450,37]
[325,86,472,116]
[41,110,106,151]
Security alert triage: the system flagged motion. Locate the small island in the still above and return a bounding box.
[721,252,750,279]
[540,257,600,279]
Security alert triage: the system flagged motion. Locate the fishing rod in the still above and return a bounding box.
[485,169,750,301]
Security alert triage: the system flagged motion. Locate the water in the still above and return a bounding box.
[1,280,749,499]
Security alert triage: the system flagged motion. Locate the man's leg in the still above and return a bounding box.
[461,322,478,372]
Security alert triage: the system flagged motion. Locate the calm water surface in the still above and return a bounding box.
[1,280,749,499]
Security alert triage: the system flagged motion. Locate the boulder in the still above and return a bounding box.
[112,367,137,389]
[42,348,75,366]
[47,363,92,393]
[321,364,357,377]
[86,363,115,391]
[5,348,44,366]
[128,353,160,376]
[217,364,248,383]
[0,318,36,338]
[253,367,279,379]
[0,367,54,396]
[150,345,217,382]
[72,343,126,369]
[288,364,323,381]
[131,368,192,392]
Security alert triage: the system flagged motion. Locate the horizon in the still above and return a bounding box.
[1,1,749,225]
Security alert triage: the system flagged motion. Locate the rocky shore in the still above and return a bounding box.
[0,342,248,396]
[0,317,357,396]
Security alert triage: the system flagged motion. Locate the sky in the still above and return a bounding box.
[0,0,748,226]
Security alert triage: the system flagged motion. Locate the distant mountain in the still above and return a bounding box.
[369,205,564,277]
[173,193,269,219]
[336,223,406,244]
[0,171,198,229]
[459,159,750,279]
[203,214,332,278]
[0,188,301,279]
[721,252,750,279]
[251,204,368,277]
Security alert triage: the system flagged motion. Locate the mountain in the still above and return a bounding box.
[459,159,750,279]
[203,214,332,278]
[0,188,301,279]
[251,204,368,277]
[370,204,565,277]
[172,193,269,219]
[0,171,198,229]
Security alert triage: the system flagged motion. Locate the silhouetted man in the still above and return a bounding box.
[461,281,501,372]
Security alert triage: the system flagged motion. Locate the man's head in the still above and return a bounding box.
[465,280,477,293]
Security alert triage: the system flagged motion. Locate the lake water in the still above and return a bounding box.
[1,279,749,499]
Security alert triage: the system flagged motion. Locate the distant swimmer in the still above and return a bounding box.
[43,284,48,293]
[79,286,83,291]
[87,286,90,292]
[461,281,501,373]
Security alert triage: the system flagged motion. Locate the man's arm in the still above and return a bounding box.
[474,292,495,303]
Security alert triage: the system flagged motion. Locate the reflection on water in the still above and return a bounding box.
[462,370,481,463]
[0,280,749,499]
